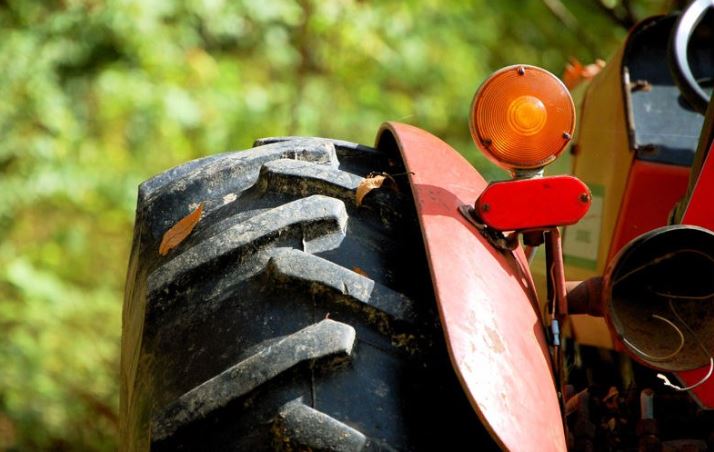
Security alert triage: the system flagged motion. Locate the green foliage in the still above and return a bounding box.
[0,0,669,449]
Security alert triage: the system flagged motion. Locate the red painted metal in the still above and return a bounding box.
[545,229,568,319]
[607,160,690,262]
[682,144,714,231]
[476,176,591,231]
[604,157,714,406]
[676,143,714,408]
[376,122,566,451]
[604,160,690,352]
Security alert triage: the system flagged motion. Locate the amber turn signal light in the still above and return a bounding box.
[470,65,575,173]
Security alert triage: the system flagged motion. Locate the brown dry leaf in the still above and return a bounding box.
[352,266,368,277]
[355,173,398,206]
[159,202,204,256]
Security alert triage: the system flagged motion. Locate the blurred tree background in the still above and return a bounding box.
[0,0,679,449]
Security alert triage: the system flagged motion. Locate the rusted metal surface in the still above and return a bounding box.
[376,122,566,451]
[565,277,604,316]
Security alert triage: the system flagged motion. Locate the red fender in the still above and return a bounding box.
[376,122,566,451]
[678,142,714,407]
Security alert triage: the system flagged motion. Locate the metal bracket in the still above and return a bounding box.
[458,204,518,251]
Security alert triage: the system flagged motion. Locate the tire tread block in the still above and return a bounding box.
[140,139,339,237]
[273,399,367,452]
[151,319,356,442]
[148,195,348,295]
[266,248,416,323]
[260,158,362,201]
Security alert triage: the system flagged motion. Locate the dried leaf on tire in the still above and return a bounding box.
[159,203,204,256]
[355,173,398,206]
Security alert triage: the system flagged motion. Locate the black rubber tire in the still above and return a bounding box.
[120,137,495,451]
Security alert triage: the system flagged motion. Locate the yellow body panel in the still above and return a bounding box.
[532,47,635,348]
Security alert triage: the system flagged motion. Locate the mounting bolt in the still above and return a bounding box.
[517,66,526,76]
[579,193,591,203]
[481,203,491,212]
[563,132,572,140]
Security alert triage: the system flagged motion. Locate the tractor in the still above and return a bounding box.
[120,0,714,449]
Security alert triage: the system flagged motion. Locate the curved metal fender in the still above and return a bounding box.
[376,122,566,451]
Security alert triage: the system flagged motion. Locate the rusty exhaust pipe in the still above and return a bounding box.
[565,277,604,317]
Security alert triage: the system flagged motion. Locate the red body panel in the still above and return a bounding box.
[677,144,714,407]
[376,122,566,451]
[683,145,714,230]
[477,176,591,231]
[604,157,714,406]
[604,160,690,352]
[607,160,690,261]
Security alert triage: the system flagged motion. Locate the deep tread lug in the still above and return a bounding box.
[139,154,224,200]
[265,248,416,323]
[253,136,377,157]
[147,195,348,296]
[151,319,356,442]
[273,399,367,452]
[140,139,339,237]
[259,158,362,201]
[253,137,391,176]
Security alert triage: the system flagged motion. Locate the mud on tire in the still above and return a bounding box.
[120,137,495,451]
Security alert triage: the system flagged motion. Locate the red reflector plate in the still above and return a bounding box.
[476,175,591,231]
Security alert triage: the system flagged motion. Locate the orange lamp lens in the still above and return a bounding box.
[470,65,575,170]
[507,95,547,136]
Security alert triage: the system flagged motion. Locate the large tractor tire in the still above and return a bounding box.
[121,137,495,451]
